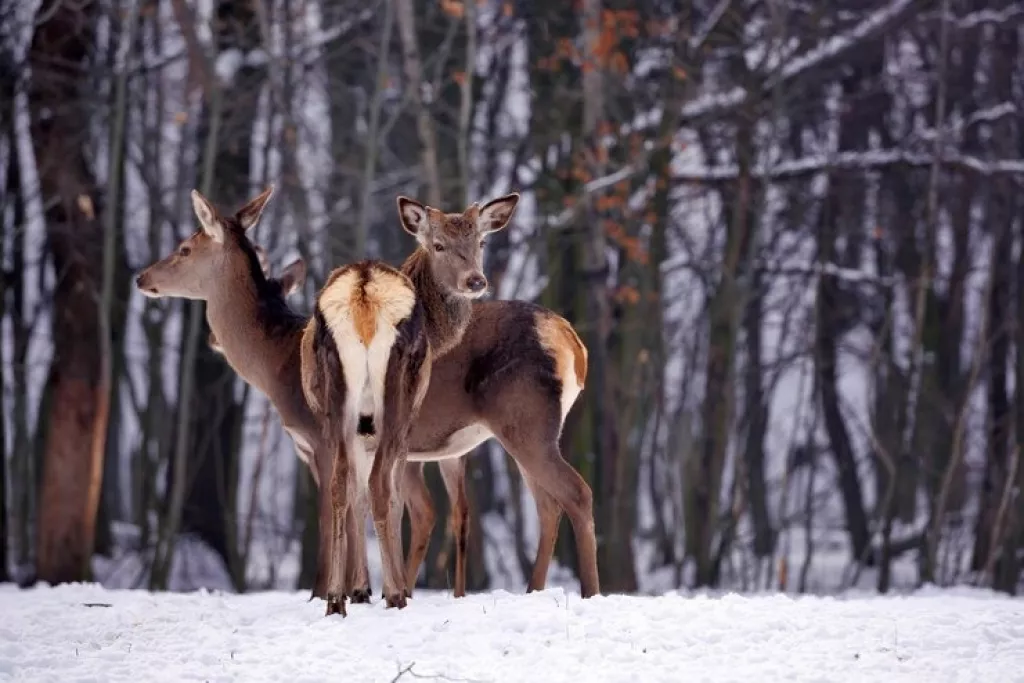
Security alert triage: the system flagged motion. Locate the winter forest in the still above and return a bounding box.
[1,0,1023,601]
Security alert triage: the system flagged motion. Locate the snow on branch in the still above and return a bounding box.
[964,103,1018,128]
[546,164,639,229]
[662,257,897,287]
[771,0,919,87]
[679,87,747,121]
[678,0,923,124]
[763,261,896,287]
[924,6,1024,30]
[673,150,1024,183]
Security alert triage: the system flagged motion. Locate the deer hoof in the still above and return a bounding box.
[384,592,408,610]
[349,588,372,604]
[325,594,347,617]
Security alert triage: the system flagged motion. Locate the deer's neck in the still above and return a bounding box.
[205,279,303,396]
[402,248,472,358]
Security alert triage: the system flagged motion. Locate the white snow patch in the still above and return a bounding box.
[1,585,1023,681]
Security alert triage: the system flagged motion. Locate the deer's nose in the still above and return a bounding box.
[465,274,487,293]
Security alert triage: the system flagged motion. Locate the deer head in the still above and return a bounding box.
[396,192,519,298]
[135,186,274,300]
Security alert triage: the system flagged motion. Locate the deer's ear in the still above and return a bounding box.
[279,259,307,297]
[236,186,274,232]
[252,244,271,274]
[397,196,430,238]
[191,190,225,243]
[478,192,519,234]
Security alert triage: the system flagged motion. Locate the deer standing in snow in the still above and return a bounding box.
[135,187,404,615]
[298,257,431,613]
[339,193,600,600]
[136,187,600,608]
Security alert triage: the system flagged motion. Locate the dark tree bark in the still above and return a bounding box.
[815,212,870,566]
[0,159,8,585]
[27,0,109,584]
[974,195,1011,573]
[744,268,773,559]
[0,38,18,585]
[972,10,1019,589]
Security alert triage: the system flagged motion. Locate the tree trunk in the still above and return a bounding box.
[974,201,1011,574]
[27,0,109,584]
[0,167,7,585]
[973,13,1019,589]
[815,209,870,565]
[744,268,773,558]
[395,0,442,208]
[0,49,17,583]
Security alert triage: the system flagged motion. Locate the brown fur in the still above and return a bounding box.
[301,258,426,613]
[341,192,601,601]
[135,188,421,616]
[536,313,589,392]
[352,288,376,347]
[394,299,600,599]
[401,248,472,357]
[138,188,599,608]
[208,253,304,355]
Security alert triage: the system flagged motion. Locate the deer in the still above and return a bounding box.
[298,255,433,614]
[336,193,600,601]
[136,187,599,608]
[135,186,402,616]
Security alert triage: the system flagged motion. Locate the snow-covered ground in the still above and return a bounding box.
[1,584,1022,682]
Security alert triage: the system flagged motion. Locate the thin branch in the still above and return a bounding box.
[679,0,924,124]
[673,150,1024,182]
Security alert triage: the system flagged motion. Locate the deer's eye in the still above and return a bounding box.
[433,243,445,252]
[179,246,192,257]
[479,238,487,247]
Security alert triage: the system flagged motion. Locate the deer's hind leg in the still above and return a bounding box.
[325,441,351,616]
[402,462,435,597]
[485,379,599,599]
[310,449,331,602]
[516,468,563,593]
[345,490,372,604]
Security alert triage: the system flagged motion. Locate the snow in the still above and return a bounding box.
[775,0,916,85]
[2,584,1023,682]
[679,0,921,125]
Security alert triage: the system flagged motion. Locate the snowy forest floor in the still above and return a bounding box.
[1,584,1022,682]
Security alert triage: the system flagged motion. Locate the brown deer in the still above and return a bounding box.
[135,187,385,615]
[338,193,600,601]
[136,187,599,607]
[298,256,431,614]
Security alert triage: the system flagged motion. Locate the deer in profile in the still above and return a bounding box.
[339,193,600,601]
[135,187,396,616]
